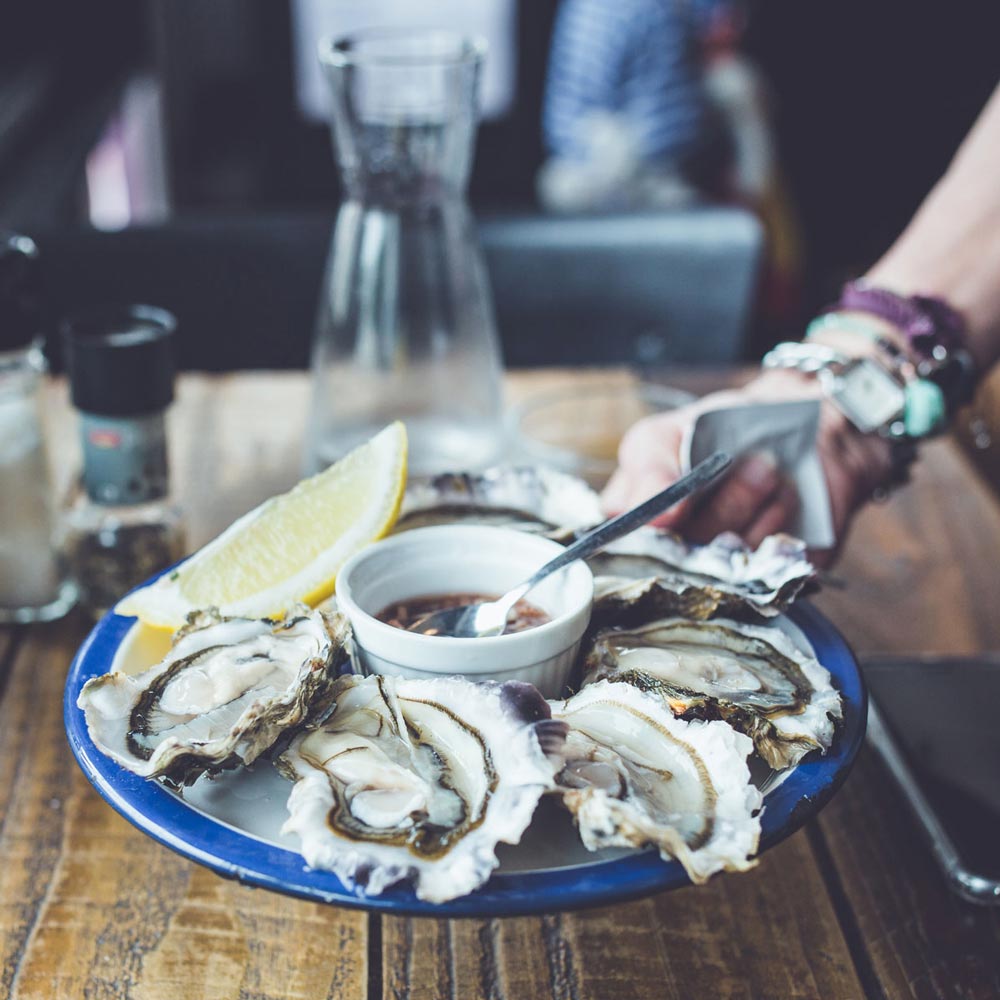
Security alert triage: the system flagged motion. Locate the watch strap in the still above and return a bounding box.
[762,340,945,438]
[805,313,947,436]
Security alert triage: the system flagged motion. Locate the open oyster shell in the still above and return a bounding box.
[549,680,762,883]
[590,529,815,624]
[277,675,564,903]
[77,606,349,787]
[399,471,813,624]
[395,466,603,536]
[582,617,841,770]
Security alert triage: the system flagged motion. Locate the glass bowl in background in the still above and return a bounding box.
[508,379,696,488]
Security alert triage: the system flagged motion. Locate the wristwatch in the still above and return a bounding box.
[838,281,977,411]
[762,341,908,437]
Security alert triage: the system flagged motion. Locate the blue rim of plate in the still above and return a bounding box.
[64,593,866,918]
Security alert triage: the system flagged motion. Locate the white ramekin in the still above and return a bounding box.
[336,524,594,697]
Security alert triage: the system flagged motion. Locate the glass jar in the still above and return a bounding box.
[0,341,76,622]
[304,29,505,477]
[0,229,76,623]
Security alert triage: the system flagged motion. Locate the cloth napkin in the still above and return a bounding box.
[681,399,834,548]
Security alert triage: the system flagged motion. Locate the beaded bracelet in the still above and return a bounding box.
[837,281,977,413]
[839,281,966,358]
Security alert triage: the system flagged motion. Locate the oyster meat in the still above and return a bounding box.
[550,681,762,883]
[590,529,814,623]
[278,675,564,903]
[395,466,602,536]
[583,617,842,770]
[78,606,349,786]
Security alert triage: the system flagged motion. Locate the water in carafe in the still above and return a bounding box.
[305,30,505,476]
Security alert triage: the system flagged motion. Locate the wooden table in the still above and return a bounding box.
[3,369,999,1000]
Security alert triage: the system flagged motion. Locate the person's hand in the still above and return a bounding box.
[600,372,895,565]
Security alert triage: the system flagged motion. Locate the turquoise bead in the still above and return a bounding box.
[904,379,946,437]
[805,313,884,344]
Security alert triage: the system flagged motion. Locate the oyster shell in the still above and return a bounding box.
[549,681,762,883]
[277,675,564,903]
[582,617,842,770]
[395,466,603,536]
[590,529,815,624]
[78,607,349,786]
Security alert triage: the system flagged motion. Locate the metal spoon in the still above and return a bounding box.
[406,451,732,639]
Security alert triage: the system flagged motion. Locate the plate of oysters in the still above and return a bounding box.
[65,464,865,917]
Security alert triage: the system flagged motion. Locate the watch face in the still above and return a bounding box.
[828,359,905,433]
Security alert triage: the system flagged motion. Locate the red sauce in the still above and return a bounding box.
[376,592,551,635]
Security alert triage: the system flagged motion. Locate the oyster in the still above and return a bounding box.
[78,607,349,786]
[278,675,564,903]
[582,617,841,770]
[550,681,762,883]
[395,466,602,536]
[590,530,815,624]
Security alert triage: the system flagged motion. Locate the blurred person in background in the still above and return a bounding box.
[603,81,1000,565]
[538,0,802,323]
[538,0,782,208]
[538,0,734,212]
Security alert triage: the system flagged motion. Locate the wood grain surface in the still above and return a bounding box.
[955,365,1000,498]
[1,369,997,1000]
[811,437,1000,1000]
[0,618,368,1000]
[379,833,862,1000]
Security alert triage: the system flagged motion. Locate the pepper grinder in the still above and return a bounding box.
[61,306,186,617]
[0,232,76,622]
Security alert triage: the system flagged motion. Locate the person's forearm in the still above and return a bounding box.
[866,82,1000,370]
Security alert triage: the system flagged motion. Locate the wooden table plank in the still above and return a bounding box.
[382,831,864,1000]
[508,370,1000,996]
[9,374,361,1000]
[818,438,1000,656]
[812,437,1000,1000]
[0,617,367,1000]
[816,749,1000,1000]
[15,369,1000,1000]
[382,914,557,1000]
[646,830,863,999]
[0,617,105,1000]
[0,628,19,700]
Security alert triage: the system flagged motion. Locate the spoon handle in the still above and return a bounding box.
[507,451,733,606]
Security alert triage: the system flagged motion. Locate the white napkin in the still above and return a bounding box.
[681,399,834,548]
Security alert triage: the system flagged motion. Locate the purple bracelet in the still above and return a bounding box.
[838,280,967,359]
[838,280,977,410]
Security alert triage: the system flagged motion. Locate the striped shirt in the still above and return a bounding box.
[543,0,720,165]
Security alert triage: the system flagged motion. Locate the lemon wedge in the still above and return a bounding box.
[116,422,408,629]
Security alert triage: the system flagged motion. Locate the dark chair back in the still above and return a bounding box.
[36,215,329,371]
[34,208,762,370]
[482,208,763,366]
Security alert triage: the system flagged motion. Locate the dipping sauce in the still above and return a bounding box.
[377,592,551,635]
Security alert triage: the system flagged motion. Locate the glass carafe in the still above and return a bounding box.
[305,29,504,477]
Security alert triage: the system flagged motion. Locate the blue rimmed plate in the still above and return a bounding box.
[64,591,865,917]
